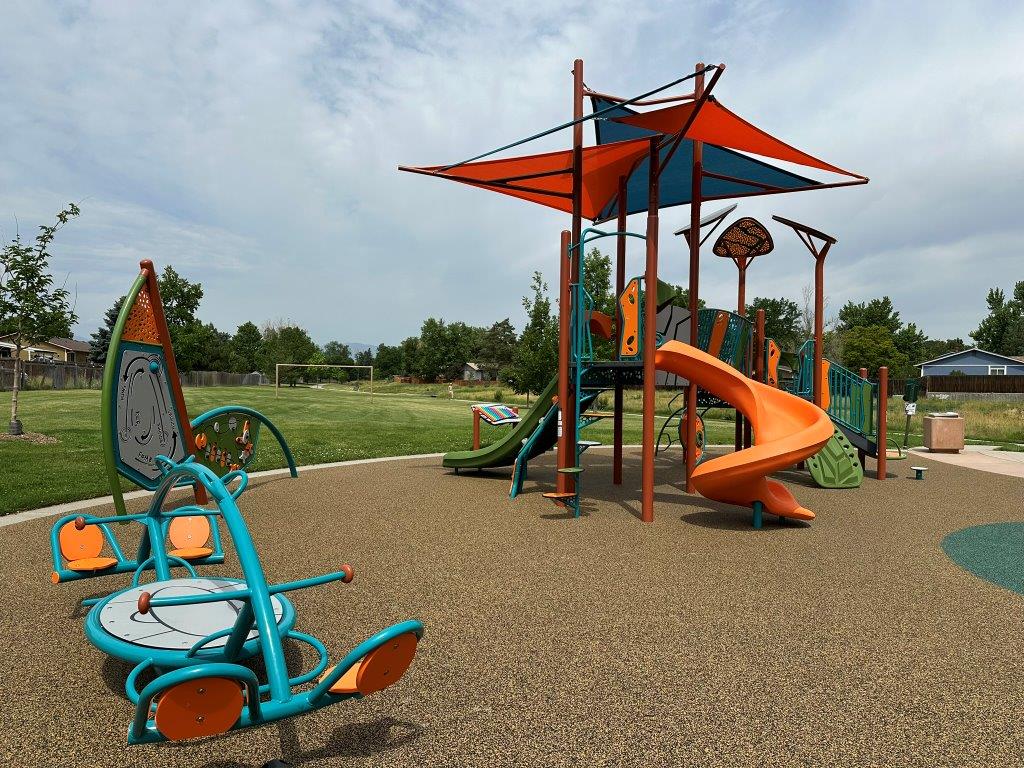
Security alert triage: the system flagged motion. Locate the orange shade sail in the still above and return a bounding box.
[400,137,654,219]
[612,99,865,179]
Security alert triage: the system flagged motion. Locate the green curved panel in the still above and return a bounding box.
[943,523,1024,595]
[192,411,262,476]
[807,428,863,489]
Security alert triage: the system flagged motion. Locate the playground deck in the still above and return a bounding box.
[3,449,1023,766]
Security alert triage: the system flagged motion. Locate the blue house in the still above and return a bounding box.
[918,348,1024,376]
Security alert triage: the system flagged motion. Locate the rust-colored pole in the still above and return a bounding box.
[140,259,207,506]
[755,309,766,383]
[641,136,660,524]
[859,367,868,380]
[877,366,888,480]
[558,58,584,496]
[614,175,627,485]
[472,409,481,450]
[556,230,572,494]
[734,257,748,450]
[685,62,705,493]
[811,241,832,408]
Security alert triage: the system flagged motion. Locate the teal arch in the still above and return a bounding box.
[942,523,1024,595]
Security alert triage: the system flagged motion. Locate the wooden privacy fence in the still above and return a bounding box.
[923,374,1024,394]
[1,361,267,391]
[0,361,103,391]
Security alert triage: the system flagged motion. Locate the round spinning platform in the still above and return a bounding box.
[86,577,295,667]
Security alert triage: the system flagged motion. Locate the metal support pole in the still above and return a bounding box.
[614,175,627,485]
[556,230,572,494]
[640,137,660,524]
[811,242,832,408]
[685,62,705,494]
[877,366,888,481]
[472,409,481,450]
[755,310,766,383]
[734,258,748,451]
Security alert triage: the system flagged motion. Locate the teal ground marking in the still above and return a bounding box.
[942,523,1024,595]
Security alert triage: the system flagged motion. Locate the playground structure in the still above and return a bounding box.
[101,260,297,519]
[49,260,422,745]
[51,462,422,744]
[404,59,869,526]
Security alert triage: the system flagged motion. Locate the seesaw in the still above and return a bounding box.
[51,457,423,745]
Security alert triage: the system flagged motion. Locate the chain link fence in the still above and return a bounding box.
[1,361,269,391]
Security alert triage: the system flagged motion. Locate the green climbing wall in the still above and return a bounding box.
[807,428,864,489]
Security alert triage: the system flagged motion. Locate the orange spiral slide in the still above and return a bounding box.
[654,341,834,521]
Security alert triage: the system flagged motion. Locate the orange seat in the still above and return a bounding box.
[154,676,243,741]
[57,519,118,576]
[168,516,213,561]
[321,632,418,696]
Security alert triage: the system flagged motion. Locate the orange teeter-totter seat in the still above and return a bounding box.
[319,632,419,696]
[57,519,118,575]
[167,515,214,560]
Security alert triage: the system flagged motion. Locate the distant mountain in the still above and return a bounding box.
[347,342,376,354]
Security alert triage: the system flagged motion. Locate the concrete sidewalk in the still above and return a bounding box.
[909,445,1024,479]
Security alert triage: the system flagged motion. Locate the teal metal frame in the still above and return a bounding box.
[564,227,647,516]
[792,340,878,440]
[56,456,423,745]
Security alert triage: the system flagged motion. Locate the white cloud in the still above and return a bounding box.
[1,0,1021,345]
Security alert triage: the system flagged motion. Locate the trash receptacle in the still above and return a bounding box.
[923,412,964,453]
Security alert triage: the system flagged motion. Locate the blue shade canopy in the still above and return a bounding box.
[591,97,827,223]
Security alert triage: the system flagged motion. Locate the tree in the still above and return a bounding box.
[920,337,968,362]
[837,296,901,334]
[840,324,909,377]
[583,247,614,316]
[505,272,557,397]
[374,343,404,379]
[972,282,1024,356]
[230,321,264,373]
[323,341,354,366]
[261,323,318,384]
[746,297,800,351]
[89,294,125,366]
[157,266,203,329]
[399,336,420,376]
[480,319,517,371]
[354,347,374,377]
[0,203,80,435]
[415,318,465,381]
[173,322,233,372]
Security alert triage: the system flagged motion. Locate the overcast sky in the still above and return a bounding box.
[1,1,1021,348]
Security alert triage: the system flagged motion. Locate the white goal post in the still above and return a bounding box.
[275,364,373,398]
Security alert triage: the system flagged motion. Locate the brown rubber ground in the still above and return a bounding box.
[2,448,1023,767]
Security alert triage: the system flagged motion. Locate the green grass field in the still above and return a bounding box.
[2,384,1021,516]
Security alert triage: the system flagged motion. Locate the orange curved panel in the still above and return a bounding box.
[655,341,833,521]
[766,340,780,387]
[58,520,104,561]
[67,556,118,573]
[154,677,243,741]
[589,310,614,341]
[169,546,214,561]
[168,516,211,551]
[706,311,730,359]
[121,285,161,345]
[618,279,641,358]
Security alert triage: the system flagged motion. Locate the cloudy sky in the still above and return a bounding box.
[1,1,1021,348]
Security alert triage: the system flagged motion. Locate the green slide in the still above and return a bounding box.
[442,375,560,470]
[807,427,864,489]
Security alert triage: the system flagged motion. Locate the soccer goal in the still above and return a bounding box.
[275,364,373,398]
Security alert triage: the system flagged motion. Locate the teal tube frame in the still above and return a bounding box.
[65,456,423,745]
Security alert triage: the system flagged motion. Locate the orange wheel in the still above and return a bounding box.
[355,632,418,695]
[154,677,243,741]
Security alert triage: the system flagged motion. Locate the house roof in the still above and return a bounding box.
[465,362,499,371]
[0,334,91,352]
[916,347,1024,367]
[48,337,92,353]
